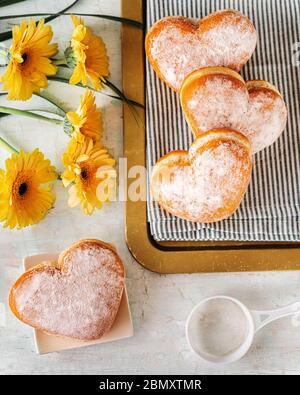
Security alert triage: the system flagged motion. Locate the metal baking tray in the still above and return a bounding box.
[122,0,300,273]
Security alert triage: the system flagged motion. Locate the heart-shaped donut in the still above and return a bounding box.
[9,240,125,341]
[180,67,288,154]
[151,129,252,223]
[145,10,257,92]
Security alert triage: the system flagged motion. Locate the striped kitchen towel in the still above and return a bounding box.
[146,0,300,241]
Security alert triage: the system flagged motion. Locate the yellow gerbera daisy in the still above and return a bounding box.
[62,137,116,215]
[1,18,58,101]
[67,15,109,90]
[0,149,57,229]
[65,89,102,143]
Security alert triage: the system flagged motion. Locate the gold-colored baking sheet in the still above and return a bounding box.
[122,0,300,274]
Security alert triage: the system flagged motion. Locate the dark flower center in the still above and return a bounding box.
[22,53,28,64]
[18,182,28,196]
[81,169,88,180]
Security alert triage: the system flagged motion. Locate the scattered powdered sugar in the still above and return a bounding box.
[188,298,249,357]
[187,76,249,132]
[14,244,124,340]
[152,141,251,222]
[148,12,257,90]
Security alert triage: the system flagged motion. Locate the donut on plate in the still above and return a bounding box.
[9,240,125,341]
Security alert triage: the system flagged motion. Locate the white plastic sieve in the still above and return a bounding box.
[186,296,300,365]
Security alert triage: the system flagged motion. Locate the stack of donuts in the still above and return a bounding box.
[145,10,287,224]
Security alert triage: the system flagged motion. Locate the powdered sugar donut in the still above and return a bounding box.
[180,67,287,154]
[9,240,125,341]
[151,129,252,223]
[145,10,257,92]
[180,67,249,134]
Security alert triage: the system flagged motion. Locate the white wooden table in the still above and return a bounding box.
[0,0,300,375]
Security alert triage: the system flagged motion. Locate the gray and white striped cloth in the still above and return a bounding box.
[146,0,300,242]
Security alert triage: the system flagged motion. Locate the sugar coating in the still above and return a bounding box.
[152,141,251,222]
[199,11,257,71]
[185,78,287,154]
[150,27,207,90]
[148,13,257,90]
[13,245,124,340]
[187,76,249,132]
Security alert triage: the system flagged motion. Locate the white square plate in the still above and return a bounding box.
[23,253,133,354]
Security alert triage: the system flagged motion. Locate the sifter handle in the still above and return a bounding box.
[251,301,300,333]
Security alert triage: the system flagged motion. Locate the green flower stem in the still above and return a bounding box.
[0,106,64,126]
[52,58,67,66]
[0,13,143,29]
[49,75,124,103]
[49,74,144,109]
[0,0,80,42]
[0,0,27,7]
[102,77,144,126]
[34,93,66,116]
[0,135,18,154]
[0,91,66,116]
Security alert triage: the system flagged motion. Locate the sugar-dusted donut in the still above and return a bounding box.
[9,240,125,341]
[151,129,252,223]
[145,10,257,92]
[180,67,249,135]
[180,67,287,153]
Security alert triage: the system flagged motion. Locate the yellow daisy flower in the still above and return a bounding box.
[65,89,102,143]
[67,15,109,90]
[62,137,116,215]
[1,18,58,101]
[0,149,57,229]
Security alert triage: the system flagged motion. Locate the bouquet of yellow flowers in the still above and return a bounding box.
[0,9,142,230]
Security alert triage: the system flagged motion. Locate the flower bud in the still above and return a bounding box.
[64,47,77,69]
[63,116,74,136]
